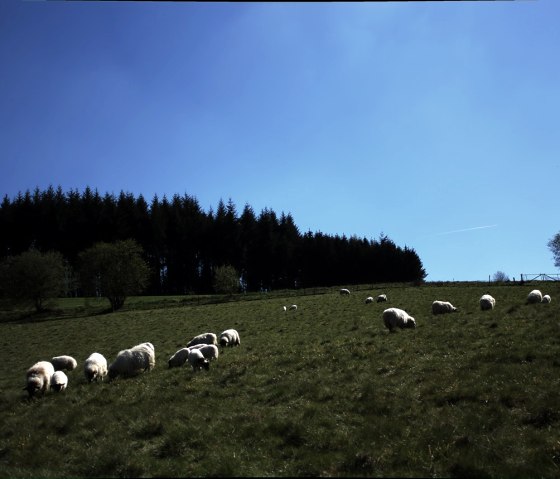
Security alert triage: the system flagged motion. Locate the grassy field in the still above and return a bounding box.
[1,282,559,478]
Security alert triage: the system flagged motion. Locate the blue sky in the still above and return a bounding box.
[1,0,558,282]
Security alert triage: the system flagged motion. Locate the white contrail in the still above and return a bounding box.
[435,224,498,236]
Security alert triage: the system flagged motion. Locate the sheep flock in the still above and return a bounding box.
[22,328,240,398]
[20,286,554,398]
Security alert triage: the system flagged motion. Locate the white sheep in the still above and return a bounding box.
[289,304,298,311]
[340,288,351,295]
[527,289,543,304]
[168,347,190,368]
[108,342,155,380]
[431,300,458,315]
[188,348,209,372]
[84,352,108,383]
[51,355,78,371]
[198,344,219,361]
[376,294,388,303]
[138,341,154,351]
[186,332,218,348]
[24,361,55,397]
[51,371,68,392]
[365,296,374,304]
[480,294,496,311]
[542,294,552,304]
[219,329,240,348]
[283,305,287,312]
[382,308,416,332]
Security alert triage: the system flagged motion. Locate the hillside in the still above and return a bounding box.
[1,282,559,477]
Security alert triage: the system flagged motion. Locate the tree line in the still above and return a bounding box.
[0,186,427,296]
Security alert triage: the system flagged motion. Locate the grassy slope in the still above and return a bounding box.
[0,283,559,477]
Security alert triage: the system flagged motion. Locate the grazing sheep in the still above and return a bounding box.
[138,342,154,352]
[24,361,55,398]
[51,355,78,372]
[542,294,552,304]
[219,329,240,348]
[108,342,155,380]
[168,348,190,368]
[527,289,543,304]
[198,344,219,361]
[382,308,416,332]
[188,348,209,372]
[376,294,388,303]
[84,353,108,383]
[51,371,68,392]
[186,332,218,348]
[283,305,287,312]
[340,288,351,295]
[289,304,298,311]
[365,296,374,304]
[480,294,496,311]
[432,300,458,315]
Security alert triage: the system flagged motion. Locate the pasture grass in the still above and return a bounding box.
[1,282,559,477]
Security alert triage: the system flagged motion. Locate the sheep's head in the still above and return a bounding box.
[24,377,43,397]
[220,337,229,347]
[406,317,417,329]
[85,367,98,382]
[202,360,210,371]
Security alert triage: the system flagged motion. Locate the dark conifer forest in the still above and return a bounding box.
[0,186,427,294]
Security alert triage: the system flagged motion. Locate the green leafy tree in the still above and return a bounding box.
[0,248,65,312]
[548,233,560,269]
[213,264,240,295]
[79,239,150,311]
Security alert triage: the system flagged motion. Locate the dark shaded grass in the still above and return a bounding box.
[1,282,559,477]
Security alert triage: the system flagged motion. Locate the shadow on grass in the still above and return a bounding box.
[0,305,118,324]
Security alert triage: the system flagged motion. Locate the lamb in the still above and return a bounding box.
[365,296,374,304]
[24,361,55,398]
[219,329,240,348]
[376,294,388,303]
[51,371,68,392]
[186,332,218,348]
[84,352,108,383]
[542,294,552,304]
[289,304,298,311]
[51,355,78,371]
[340,288,351,295]
[431,300,458,315]
[168,347,190,368]
[382,308,416,332]
[108,342,156,379]
[188,348,209,372]
[283,305,287,312]
[527,289,543,304]
[197,344,219,361]
[480,294,496,311]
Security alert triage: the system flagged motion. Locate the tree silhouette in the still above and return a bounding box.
[78,239,150,311]
[0,187,428,295]
[0,248,66,312]
[548,233,560,269]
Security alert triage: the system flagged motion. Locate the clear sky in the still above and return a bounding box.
[1,0,558,282]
